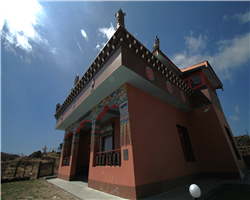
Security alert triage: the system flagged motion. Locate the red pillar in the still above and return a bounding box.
[89,120,101,167]
[68,132,80,180]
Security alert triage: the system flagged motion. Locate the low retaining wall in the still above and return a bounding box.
[1,177,30,183]
[43,175,58,180]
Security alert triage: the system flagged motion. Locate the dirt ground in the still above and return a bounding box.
[1,178,79,200]
[1,152,78,199]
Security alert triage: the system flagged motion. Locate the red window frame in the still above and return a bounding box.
[178,128,188,162]
[184,72,206,90]
[177,125,196,162]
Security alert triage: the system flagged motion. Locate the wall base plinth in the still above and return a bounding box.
[58,173,75,181]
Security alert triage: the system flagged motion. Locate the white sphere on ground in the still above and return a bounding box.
[189,184,201,198]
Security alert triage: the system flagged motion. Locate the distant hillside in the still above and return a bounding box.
[1,151,61,180]
[235,135,250,156]
[1,152,20,160]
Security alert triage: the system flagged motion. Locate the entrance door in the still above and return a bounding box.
[75,133,90,179]
[85,140,91,165]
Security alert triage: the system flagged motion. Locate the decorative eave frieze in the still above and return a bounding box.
[54,28,122,120]
[118,27,193,95]
[54,26,193,120]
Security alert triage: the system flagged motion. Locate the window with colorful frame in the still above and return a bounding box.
[190,74,202,88]
[100,125,114,152]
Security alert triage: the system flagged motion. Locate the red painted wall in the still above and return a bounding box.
[212,105,247,175]
[186,105,239,173]
[126,83,200,186]
[126,82,244,188]
[201,87,223,112]
[58,134,74,181]
[58,81,247,198]
[88,114,136,198]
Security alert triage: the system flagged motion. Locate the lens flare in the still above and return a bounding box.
[81,29,89,41]
[81,29,86,37]
[73,35,84,54]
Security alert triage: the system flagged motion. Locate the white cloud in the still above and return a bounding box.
[50,47,57,55]
[171,31,250,81]
[223,15,230,21]
[235,105,239,113]
[94,42,105,51]
[20,55,31,64]
[232,11,250,24]
[171,46,207,69]
[184,31,207,54]
[16,34,32,52]
[97,22,115,40]
[230,116,239,121]
[0,0,56,63]
[94,43,100,51]
[95,23,115,51]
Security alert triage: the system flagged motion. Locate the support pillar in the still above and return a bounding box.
[58,134,70,181]
[119,101,132,147]
[60,137,69,166]
[69,132,80,179]
[90,120,101,167]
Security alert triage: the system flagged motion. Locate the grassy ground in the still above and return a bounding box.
[1,179,79,200]
[205,184,250,200]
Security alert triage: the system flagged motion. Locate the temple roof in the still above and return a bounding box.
[181,61,223,90]
[54,25,194,120]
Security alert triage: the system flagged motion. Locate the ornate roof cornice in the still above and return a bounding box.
[54,26,193,120]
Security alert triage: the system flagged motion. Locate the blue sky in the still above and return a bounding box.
[1,1,249,156]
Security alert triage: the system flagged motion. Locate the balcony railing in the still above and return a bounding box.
[96,149,121,166]
[62,157,70,166]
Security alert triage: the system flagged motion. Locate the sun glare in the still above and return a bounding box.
[1,0,43,51]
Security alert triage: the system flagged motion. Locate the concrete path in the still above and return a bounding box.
[142,171,250,200]
[47,178,128,200]
[46,171,250,200]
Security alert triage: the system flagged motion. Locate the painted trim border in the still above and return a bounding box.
[146,66,154,81]
[180,91,186,102]
[166,81,173,93]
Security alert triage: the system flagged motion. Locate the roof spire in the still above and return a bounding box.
[74,74,79,86]
[115,8,126,29]
[153,36,160,51]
